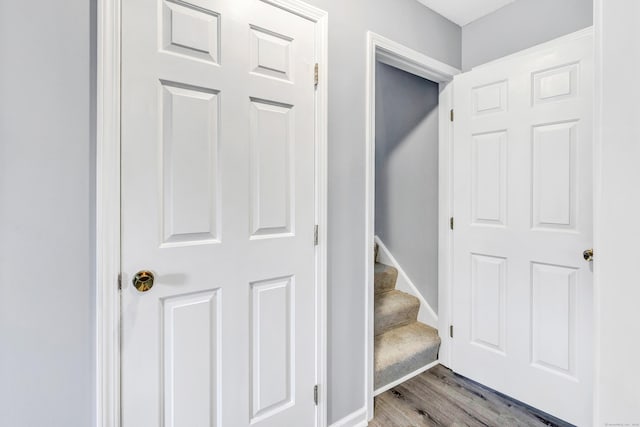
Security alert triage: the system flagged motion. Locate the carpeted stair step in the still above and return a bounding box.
[374,290,420,336]
[374,322,441,390]
[375,262,398,294]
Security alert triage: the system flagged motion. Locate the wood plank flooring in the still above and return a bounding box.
[369,365,574,427]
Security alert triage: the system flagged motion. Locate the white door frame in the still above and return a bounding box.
[364,31,460,420]
[95,1,328,426]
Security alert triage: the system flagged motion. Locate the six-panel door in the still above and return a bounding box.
[121,1,318,425]
[452,32,594,426]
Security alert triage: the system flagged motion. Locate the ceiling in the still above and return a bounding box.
[415,0,516,26]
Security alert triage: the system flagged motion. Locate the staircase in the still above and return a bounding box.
[374,247,441,391]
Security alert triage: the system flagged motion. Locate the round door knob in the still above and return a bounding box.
[583,249,594,262]
[133,270,155,292]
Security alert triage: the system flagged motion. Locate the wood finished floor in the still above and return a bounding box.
[369,365,574,427]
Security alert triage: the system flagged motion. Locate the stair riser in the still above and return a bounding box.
[375,301,419,336]
[374,322,441,390]
[374,337,440,389]
[375,269,397,294]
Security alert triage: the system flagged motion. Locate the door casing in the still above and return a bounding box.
[95,1,328,426]
[364,31,460,421]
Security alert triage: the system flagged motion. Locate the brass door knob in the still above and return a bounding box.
[133,270,155,292]
[583,249,594,262]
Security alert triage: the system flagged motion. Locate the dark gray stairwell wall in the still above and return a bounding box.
[375,63,440,312]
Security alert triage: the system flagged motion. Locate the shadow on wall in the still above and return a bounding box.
[376,63,439,144]
[374,61,440,310]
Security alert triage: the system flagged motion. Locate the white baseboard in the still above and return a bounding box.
[373,360,439,396]
[329,406,368,427]
[374,236,438,328]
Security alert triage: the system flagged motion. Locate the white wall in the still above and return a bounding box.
[375,62,439,310]
[462,0,593,70]
[301,1,460,423]
[594,0,640,424]
[0,1,95,426]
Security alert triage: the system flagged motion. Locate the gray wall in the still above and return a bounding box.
[375,63,439,311]
[462,0,593,70]
[0,1,95,426]
[302,1,460,423]
[0,0,459,425]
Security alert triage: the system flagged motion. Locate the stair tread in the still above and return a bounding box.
[374,322,441,389]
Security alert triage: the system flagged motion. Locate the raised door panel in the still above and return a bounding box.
[471,254,507,354]
[530,262,577,378]
[532,121,577,230]
[249,99,294,239]
[162,289,221,427]
[532,63,578,104]
[473,81,508,116]
[161,0,220,63]
[250,25,293,82]
[472,131,507,226]
[250,276,295,422]
[161,81,220,246]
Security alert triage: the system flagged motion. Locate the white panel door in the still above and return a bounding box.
[452,32,593,426]
[120,1,318,426]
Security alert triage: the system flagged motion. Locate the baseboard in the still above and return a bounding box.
[374,236,438,328]
[328,406,368,427]
[374,360,440,396]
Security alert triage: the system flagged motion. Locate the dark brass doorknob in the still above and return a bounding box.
[583,249,594,262]
[133,270,155,292]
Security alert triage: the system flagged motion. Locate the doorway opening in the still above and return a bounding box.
[364,32,459,420]
[373,60,441,391]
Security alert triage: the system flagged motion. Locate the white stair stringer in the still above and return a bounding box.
[374,236,438,328]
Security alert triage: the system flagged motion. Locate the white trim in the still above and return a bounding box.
[309,5,329,427]
[96,0,121,425]
[372,34,460,83]
[96,1,328,426]
[471,26,594,71]
[374,360,440,396]
[592,1,603,425]
[437,81,454,369]
[374,236,438,327]
[365,30,460,423]
[328,407,368,427]
[260,0,327,20]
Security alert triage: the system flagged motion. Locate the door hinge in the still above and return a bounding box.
[117,273,122,291]
[450,109,454,122]
[314,63,319,88]
[314,384,319,405]
[449,325,454,338]
[314,224,319,246]
[450,217,454,230]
